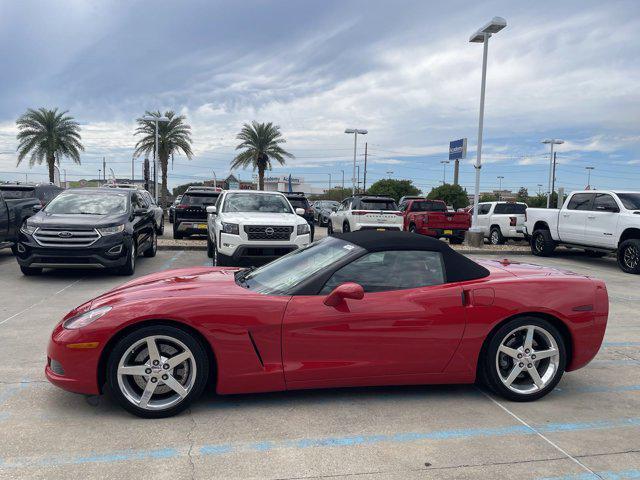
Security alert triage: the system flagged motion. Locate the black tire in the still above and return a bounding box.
[215,249,233,267]
[531,229,556,257]
[118,241,137,275]
[327,221,334,235]
[143,230,157,258]
[490,227,505,245]
[584,249,607,258]
[309,223,315,242]
[408,223,417,233]
[173,226,183,240]
[169,212,174,224]
[343,221,350,233]
[158,217,165,235]
[481,316,566,402]
[206,236,214,258]
[106,324,210,419]
[20,265,42,276]
[617,239,640,274]
[449,236,464,245]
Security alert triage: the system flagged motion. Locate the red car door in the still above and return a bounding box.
[282,282,467,386]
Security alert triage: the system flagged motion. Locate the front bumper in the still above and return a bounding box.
[218,232,310,259]
[16,233,132,269]
[45,323,102,395]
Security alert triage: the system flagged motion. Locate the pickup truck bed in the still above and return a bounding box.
[401,199,471,244]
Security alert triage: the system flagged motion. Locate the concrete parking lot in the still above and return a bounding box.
[0,231,638,479]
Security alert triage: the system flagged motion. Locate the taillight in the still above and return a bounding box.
[176,205,188,210]
[510,216,517,226]
[351,210,367,215]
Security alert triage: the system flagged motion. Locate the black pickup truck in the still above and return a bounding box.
[173,188,221,239]
[0,183,63,251]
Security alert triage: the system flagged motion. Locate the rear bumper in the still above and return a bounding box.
[416,227,468,238]
[353,222,403,231]
[175,219,208,234]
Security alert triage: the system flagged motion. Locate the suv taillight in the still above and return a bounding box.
[351,210,367,215]
[510,216,517,226]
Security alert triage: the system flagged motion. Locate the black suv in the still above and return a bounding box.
[173,188,221,239]
[281,192,315,241]
[15,188,156,276]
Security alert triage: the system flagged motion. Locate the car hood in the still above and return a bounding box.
[220,212,304,225]
[28,211,127,229]
[90,266,251,308]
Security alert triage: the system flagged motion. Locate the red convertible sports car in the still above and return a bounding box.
[46,231,608,418]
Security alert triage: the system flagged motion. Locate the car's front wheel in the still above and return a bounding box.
[206,236,214,258]
[481,317,566,401]
[20,265,43,276]
[106,325,209,418]
[118,241,136,275]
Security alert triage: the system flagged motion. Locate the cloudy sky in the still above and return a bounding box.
[0,0,638,194]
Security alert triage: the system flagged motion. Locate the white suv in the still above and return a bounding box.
[475,201,528,244]
[328,195,403,233]
[206,190,311,266]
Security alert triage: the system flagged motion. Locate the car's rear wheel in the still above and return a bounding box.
[158,217,165,235]
[343,221,350,233]
[617,239,640,274]
[143,230,157,258]
[408,223,417,233]
[531,229,555,256]
[449,236,464,245]
[106,325,209,418]
[327,221,334,235]
[20,265,43,276]
[490,227,505,245]
[482,317,565,401]
[173,226,183,240]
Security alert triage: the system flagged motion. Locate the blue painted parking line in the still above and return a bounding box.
[538,469,640,479]
[2,416,639,469]
[160,251,184,270]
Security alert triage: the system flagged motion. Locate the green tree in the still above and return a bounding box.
[366,179,420,202]
[172,182,205,197]
[16,108,84,183]
[427,183,469,209]
[516,187,529,203]
[479,193,498,202]
[134,111,193,206]
[230,121,293,190]
[314,187,352,202]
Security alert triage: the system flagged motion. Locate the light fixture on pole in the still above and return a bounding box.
[345,128,367,195]
[585,166,594,189]
[469,16,507,232]
[497,175,504,200]
[440,160,450,184]
[142,115,170,203]
[541,139,564,208]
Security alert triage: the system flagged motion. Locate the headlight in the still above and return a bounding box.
[297,223,310,235]
[97,224,125,236]
[222,222,239,235]
[20,223,36,235]
[62,306,112,330]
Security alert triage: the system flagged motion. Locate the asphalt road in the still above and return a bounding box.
[0,231,638,479]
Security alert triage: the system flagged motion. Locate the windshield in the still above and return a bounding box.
[240,237,365,294]
[0,187,35,199]
[223,193,293,213]
[44,193,128,215]
[288,198,309,209]
[181,193,219,206]
[616,193,640,210]
[360,199,398,211]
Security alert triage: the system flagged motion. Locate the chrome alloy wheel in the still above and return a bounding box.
[495,325,560,395]
[491,230,500,245]
[624,244,639,269]
[116,335,197,411]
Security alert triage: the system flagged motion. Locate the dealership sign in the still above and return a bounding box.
[449,138,467,161]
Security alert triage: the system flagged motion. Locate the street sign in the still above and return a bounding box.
[449,138,467,161]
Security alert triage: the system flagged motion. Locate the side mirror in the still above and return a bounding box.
[32,205,43,213]
[206,205,217,214]
[295,207,305,215]
[324,282,365,307]
[133,208,147,216]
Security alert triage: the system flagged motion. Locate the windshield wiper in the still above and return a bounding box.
[235,266,256,288]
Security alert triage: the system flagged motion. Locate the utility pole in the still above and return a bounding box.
[537,184,543,195]
[585,166,594,189]
[356,165,360,193]
[363,142,368,191]
[497,176,504,200]
[131,155,135,182]
[550,152,557,204]
[440,160,450,184]
[341,170,344,189]
[103,157,106,182]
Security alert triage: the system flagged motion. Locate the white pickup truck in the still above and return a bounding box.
[524,190,640,274]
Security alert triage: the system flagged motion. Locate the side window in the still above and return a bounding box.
[567,193,594,211]
[132,193,146,209]
[320,250,446,294]
[478,204,491,215]
[215,193,223,212]
[593,194,619,212]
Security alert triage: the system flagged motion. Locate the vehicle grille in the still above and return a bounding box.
[33,228,100,247]
[244,225,293,241]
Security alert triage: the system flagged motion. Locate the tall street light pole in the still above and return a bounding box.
[142,115,170,203]
[469,17,507,232]
[345,128,367,195]
[497,175,504,200]
[541,139,564,208]
[440,160,450,184]
[585,166,594,189]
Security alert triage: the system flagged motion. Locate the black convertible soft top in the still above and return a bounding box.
[335,230,490,282]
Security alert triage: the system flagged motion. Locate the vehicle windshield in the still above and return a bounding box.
[288,198,309,210]
[223,193,293,214]
[44,193,128,215]
[412,201,446,212]
[360,199,398,211]
[240,237,365,294]
[181,193,219,206]
[616,193,640,210]
[0,187,35,199]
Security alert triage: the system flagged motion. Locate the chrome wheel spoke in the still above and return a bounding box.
[528,365,544,389]
[503,364,523,386]
[166,351,191,368]
[146,338,161,363]
[163,375,188,398]
[499,345,520,359]
[139,379,158,408]
[534,347,557,360]
[523,326,535,350]
[118,365,149,376]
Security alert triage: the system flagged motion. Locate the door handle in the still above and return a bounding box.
[587,215,596,219]
[562,214,569,217]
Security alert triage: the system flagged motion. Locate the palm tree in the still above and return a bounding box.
[16,108,84,183]
[231,121,294,190]
[134,111,193,206]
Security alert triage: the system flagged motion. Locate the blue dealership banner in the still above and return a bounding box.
[449,138,467,161]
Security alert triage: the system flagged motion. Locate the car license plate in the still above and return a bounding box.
[198,224,207,229]
[376,228,386,231]
[444,229,453,235]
